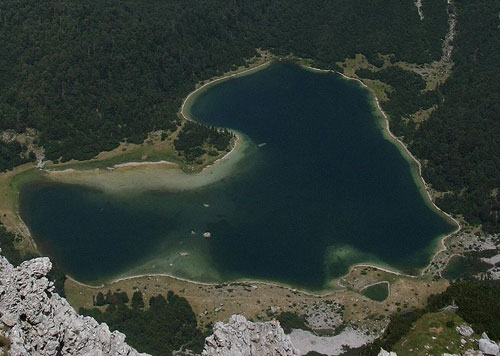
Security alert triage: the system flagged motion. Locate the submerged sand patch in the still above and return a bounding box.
[42,133,248,193]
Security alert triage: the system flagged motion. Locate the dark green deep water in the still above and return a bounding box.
[19,63,455,290]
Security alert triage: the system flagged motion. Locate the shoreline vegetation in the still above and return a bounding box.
[1,53,460,296]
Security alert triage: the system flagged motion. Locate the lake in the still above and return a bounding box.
[19,62,456,290]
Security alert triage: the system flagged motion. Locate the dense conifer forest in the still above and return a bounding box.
[0,140,30,171]
[409,0,500,232]
[0,0,446,160]
[0,0,499,231]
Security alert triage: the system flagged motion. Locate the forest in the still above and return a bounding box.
[0,0,446,159]
[0,140,30,171]
[354,67,439,127]
[0,0,498,230]
[174,122,234,162]
[80,290,207,355]
[408,0,500,232]
[427,280,500,340]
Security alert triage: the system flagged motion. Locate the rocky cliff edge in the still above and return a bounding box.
[0,253,148,355]
[0,252,299,356]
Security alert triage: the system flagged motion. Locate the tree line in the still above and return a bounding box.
[81,290,208,355]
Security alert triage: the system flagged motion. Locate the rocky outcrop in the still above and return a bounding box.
[0,253,148,356]
[456,325,474,337]
[202,315,299,356]
[378,349,397,356]
[479,333,499,356]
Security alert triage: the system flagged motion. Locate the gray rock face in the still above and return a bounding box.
[456,325,474,337]
[377,349,397,356]
[478,338,499,355]
[0,254,149,356]
[202,315,299,356]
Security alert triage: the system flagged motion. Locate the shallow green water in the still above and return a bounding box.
[361,283,390,302]
[19,63,456,290]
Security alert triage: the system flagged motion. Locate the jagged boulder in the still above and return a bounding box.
[0,253,148,356]
[479,338,499,355]
[202,314,299,356]
[378,349,397,356]
[456,325,474,337]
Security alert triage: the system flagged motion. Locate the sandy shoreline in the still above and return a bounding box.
[69,270,342,298]
[41,131,247,193]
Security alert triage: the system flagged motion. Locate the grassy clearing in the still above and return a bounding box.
[336,54,392,101]
[396,61,451,92]
[393,310,478,355]
[336,54,381,77]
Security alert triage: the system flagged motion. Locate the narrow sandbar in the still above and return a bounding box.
[42,133,248,193]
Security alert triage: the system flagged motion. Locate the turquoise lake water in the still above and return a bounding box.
[19,63,456,290]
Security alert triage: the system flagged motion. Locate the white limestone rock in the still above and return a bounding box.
[0,253,149,356]
[202,314,299,356]
[378,348,397,356]
[456,325,474,337]
[479,338,499,355]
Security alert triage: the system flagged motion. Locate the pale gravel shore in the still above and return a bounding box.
[41,131,247,193]
[113,160,176,168]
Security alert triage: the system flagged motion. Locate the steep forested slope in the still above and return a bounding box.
[409,0,500,232]
[0,0,446,161]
